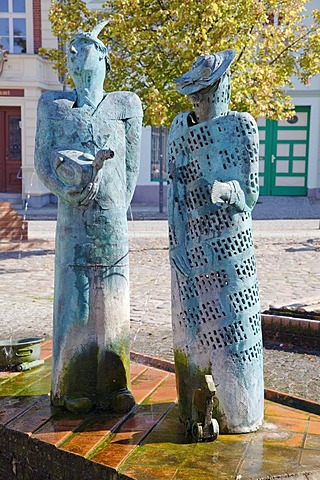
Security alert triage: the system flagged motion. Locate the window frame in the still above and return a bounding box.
[0,0,32,54]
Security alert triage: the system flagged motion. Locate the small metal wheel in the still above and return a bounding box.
[191,421,203,442]
[209,418,219,440]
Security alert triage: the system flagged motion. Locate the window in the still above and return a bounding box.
[0,0,26,53]
[151,126,168,182]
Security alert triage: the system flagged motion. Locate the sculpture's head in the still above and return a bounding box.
[67,21,110,81]
[176,50,236,121]
[175,50,236,96]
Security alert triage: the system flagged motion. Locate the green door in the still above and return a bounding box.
[258,106,310,196]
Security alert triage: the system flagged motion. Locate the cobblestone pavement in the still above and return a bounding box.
[0,219,319,402]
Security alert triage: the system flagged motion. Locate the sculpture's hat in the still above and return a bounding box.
[176,49,236,95]
[69,21,111,71]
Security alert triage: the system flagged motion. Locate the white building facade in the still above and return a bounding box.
[0,0,319,207]
[0,0,60,206]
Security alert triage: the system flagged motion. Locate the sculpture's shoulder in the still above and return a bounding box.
[213,112,258,148]
[104,91,143,120]
[39,89,73,100]
[37,90,75,117]
[168,112,190,141]
[225,111,258,133]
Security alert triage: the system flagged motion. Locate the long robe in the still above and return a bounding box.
[167,110,264,433]
[35,90,142,408]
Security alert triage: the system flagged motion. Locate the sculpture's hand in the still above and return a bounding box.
[65,185,82,196]
[93,148,114,171]
[211,180,232,204]
[170,246,191,277]
[211,180,247,212]
[73,149,114,206]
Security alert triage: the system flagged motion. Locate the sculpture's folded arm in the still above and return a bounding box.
[125,114,143,207]
[34,93,98,206]
[167,118,183,247]
[210,112,260,213]
[233,112,260,212]
[167,116,192,275]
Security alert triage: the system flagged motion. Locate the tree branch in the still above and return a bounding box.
[269,27,314,65]
[236,25,255,64]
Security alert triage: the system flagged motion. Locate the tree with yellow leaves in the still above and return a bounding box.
[41,0,320,126]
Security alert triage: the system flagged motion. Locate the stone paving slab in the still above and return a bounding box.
[0,342,320,480]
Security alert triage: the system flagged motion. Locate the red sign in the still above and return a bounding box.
[0,89,24,97]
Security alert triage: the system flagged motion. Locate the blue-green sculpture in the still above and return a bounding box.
[167,51,264,440]
[34,22,142,413]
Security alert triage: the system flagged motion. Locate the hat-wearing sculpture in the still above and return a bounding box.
[35,22,142,414]
[176,49,236,95]
[167,50,263,441]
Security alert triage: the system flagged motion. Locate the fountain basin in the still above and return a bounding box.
[0,342,320,479]
[0,337,45,370]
